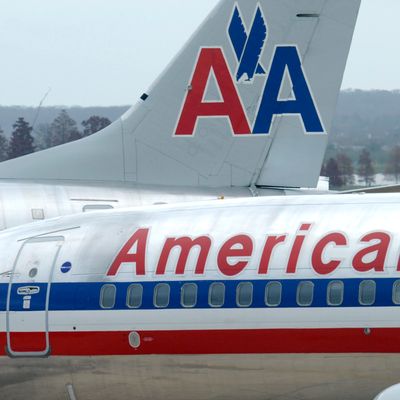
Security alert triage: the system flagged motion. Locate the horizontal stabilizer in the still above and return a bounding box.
[342,185,400,195]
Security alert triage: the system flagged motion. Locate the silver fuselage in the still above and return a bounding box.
[0,194,397,400]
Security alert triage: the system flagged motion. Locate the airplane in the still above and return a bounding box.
[0,193,399,399]
[0,0,360,229]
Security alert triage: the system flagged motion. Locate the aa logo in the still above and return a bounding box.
[175,4,325,137]
[229,5,267,82]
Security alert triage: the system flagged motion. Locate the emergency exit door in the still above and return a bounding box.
[7,236,64,357]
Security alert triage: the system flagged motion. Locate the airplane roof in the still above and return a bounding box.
[1,192,398,240]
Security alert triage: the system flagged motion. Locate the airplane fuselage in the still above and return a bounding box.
[0,0,364,397]
[0,194,398,399]
[0,179,327,229]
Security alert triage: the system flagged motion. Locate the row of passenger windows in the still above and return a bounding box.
[100,280,394,309]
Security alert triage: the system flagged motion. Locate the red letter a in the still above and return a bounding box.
[107,228,149,276]
[175,48,251,136]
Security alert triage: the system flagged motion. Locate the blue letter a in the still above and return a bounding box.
[253,46,324,135]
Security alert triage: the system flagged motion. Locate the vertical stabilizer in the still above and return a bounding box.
[0,0,361,188]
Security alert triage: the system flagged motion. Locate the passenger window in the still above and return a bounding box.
[126,284,143,309]
[359,280,376,306]
[265,282,282,307]
[100,284,116,309]
[393,280,400,305]
[297,281,314,307]
[327,281,344,306]
[209,283,225,308]
[236,282,253,307]
[181,283,198,308]
[154,284,170,308]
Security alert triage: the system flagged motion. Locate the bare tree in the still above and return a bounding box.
[358,148,375,187]
[0,126,8,162]
[385,145,400,183]
[82,116,111,137]
[49,110,81,147]
[337,152,355,186]
[324,158,344,188]
[33,123,52,151]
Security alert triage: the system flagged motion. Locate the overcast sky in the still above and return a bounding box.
[0,0,398,107]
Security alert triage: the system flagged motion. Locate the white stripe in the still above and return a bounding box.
[1,308,400,332]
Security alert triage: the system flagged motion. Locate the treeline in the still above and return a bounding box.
[0,110,111,161]
[322,146,400,189]
[1,89,400,188]
[327,89,400,185]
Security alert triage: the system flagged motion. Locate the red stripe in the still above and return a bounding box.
[8,332,47,353]
[2,328,400,356]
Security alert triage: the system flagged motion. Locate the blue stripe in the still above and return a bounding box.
[1,278,399,312]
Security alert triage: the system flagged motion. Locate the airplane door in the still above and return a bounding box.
[6,237,64,357]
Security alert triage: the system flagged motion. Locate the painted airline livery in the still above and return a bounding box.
[0,194,400,399]
[3,1,389,399]
[0,0,360,229]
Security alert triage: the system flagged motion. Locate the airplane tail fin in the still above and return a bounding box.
[0,0,361,188]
